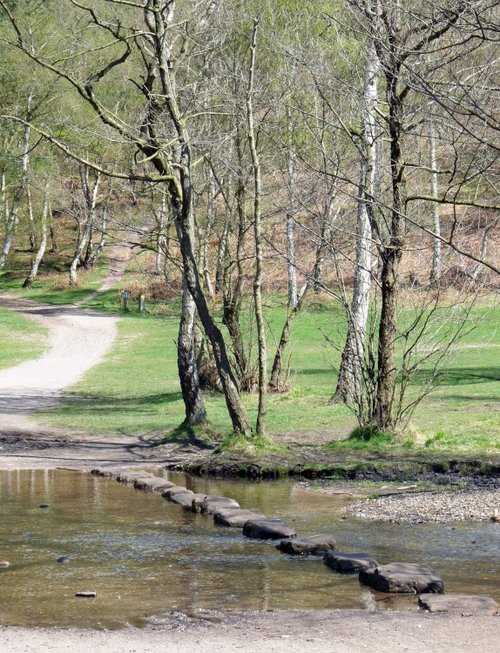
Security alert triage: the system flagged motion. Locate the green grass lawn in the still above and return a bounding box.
[38,296,499,455]
[0,306,47,369]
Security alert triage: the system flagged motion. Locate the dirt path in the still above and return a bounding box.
[0,294,119,432]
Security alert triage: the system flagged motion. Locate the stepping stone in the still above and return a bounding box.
[169,491,196,507]
[0,561,10,568]
[359,562,444,594]
[419,593,499,615]
[323,551,377,572]
[116,472,154,484]
[213,508,267,528]
[75,591,96,598]
[200,496,240,514]
[134,478,174,492]
[162,486,192,499]
[243,518,296,540]
[90,467,123,478]
[56,556,71,564]
[277,535,337,556]
[181,493,208,510]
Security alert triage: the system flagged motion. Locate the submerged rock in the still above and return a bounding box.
[213,508,267,528]
[418,593,499,615]
[323,551,377,573]
[277,535,336,556]
[243,518,296,540]
[359,562,444,594]
[56,556,71,564]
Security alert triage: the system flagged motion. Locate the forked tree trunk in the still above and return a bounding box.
[177,279,207,425]
[69,166,100,285]
[173,189,252,436]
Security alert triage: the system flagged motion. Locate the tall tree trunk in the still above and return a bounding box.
[247,18,267,436]
[221,150,250,386]
[286,107,298,308]
[429,120,441,288]
[173,189,251,436]
[23,184,49,288]
[334,32,379,405]
[374,66,404,431]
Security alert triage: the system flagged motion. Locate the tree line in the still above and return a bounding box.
[0,0,498,438]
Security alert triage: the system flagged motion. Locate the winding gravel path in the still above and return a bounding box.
[0,295,118,432]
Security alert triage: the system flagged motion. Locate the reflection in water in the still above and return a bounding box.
[0,469,498,629]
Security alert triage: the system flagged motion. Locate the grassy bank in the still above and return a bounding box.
[0,306,47,369]
[38,297,499,457]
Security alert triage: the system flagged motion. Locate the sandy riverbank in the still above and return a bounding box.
[1,609,499,653]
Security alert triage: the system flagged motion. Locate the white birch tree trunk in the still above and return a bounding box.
[429,121,441,287]
[334,29,379,405]
[247,17,267,436]
[286,107,298,308]
[23,183,49,288]
[0,95,32,269]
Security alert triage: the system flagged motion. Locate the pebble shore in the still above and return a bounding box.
[347,486,500,523]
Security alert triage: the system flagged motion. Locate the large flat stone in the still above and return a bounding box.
[200,496,240,514]
[323,550,377,572]
[359,563,444,594]
[134,478,175,492]
[243,518,296,540]
[162,486,192,499]
[277,535,336,556]
[169,490,196,506]
[419,593,499,615]
[213,508,267,528]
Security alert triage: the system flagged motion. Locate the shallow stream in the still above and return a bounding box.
[0,469,498,628]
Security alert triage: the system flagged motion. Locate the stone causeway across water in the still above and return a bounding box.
[85,466,499,616]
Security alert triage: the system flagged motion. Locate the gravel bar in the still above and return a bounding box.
[347,487,500,523]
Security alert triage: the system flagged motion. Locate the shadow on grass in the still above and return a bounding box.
[60,391,183,412]
[408,367,500,386]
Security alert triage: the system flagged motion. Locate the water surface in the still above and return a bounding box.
[0,469,498,628]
